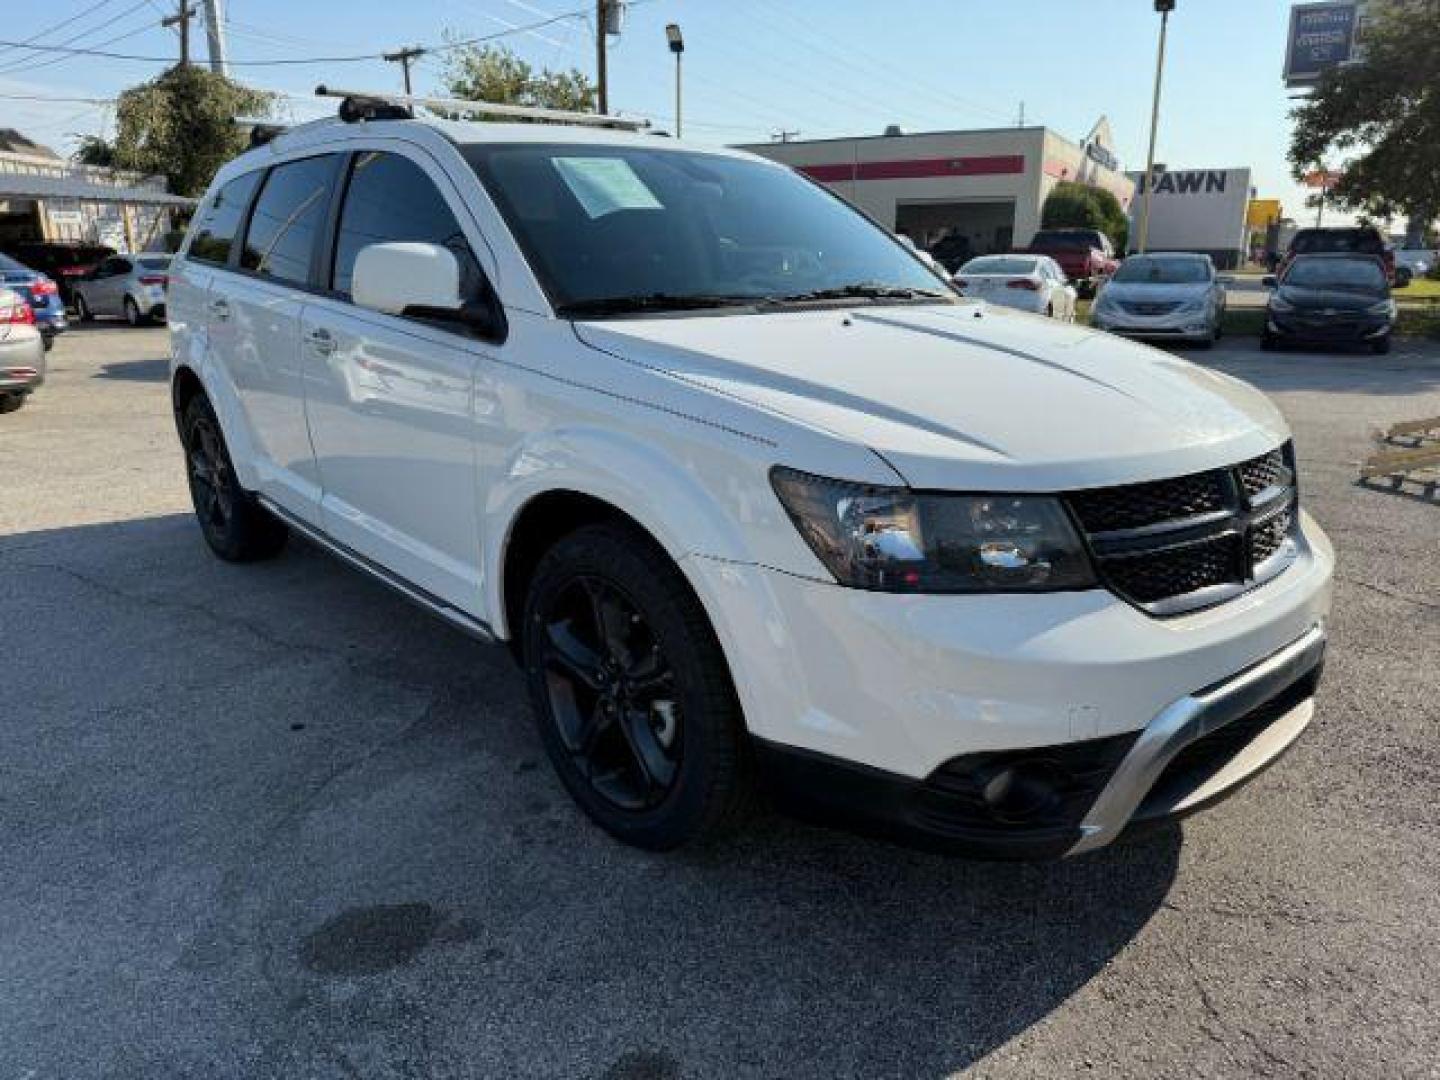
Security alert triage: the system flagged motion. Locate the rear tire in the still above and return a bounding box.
[0,392,26,414]
[75,294,93,322]
[124,297,143,327]
[521,523,753,850]
[180,393,288,562]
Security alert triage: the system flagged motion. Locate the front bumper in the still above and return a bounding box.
[756,625,1324,858]
[684,511,1333,856]
[1093,309,1214,341]
[1268,310,1391,343]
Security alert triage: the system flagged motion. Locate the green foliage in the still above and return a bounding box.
[1289,0,1440,234]
[440,40,595,114]
[112,66,275,197]
[1042,181,1129,250]
[72,135,116,168]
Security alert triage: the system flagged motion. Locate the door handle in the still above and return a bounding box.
[306,327,337,355]
[208,298,231,321]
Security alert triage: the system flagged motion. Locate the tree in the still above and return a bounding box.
[72,135,116,168]
[112,66,275,197]
[440,40,595,114]
[1289,0,1440,244]
[1042,181,1129,251]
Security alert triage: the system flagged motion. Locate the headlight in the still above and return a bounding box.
[770,468,1097,593]
[1269,296,1295,314]
[1368,300,1397,318]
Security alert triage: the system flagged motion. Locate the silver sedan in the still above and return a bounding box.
[73,253,172,327]
[0,286,47,414]
[1090,253,1230,346]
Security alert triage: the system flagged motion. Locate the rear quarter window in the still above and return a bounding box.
[189,171,263,266]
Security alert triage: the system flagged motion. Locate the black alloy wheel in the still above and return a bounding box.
[538,573,682,811]
[521,523,752,849]
[179,393,287,561]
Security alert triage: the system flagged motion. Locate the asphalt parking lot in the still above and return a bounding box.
[4,323,1439,1079]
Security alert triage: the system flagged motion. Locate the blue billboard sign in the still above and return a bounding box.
[1284,2,1362,87]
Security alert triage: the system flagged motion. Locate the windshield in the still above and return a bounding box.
[1284,257,1386,290]
[1112,257,1210,284]
[960,256,1038,275]
[462,143,951,314]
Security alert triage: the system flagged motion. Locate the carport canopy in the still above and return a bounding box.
[0,174,195,208]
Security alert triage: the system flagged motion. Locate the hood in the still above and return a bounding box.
[573,304,1288,491]
[1276,285,1385,312]
[1098,281,1210,304]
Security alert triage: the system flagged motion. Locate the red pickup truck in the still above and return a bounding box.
[1025,228,1120,297]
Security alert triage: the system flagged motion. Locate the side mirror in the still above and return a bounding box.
[1262,275,1278,289]
[1216,274,1235,286]
[353,242,503,339]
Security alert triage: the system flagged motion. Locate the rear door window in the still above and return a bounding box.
[189,171,262,266]
[240,155,338,286]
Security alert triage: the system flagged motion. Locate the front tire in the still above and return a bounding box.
[1372,334,1393,355]
[180,393,288,561]
[521,523,752,850]
[0,392,26,414]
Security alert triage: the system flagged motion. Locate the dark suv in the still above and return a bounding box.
[1282,227,1395,284]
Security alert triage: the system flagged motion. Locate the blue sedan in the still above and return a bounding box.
[0,252,67,349]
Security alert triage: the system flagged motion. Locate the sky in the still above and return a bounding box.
[0,0,1352,227]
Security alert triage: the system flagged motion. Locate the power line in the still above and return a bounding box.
[0,0,157,75]
[0,92,116,103]
[0,0,121,60]
[0,7,596,67]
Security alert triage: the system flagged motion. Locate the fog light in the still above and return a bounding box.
[979,760,1066,823]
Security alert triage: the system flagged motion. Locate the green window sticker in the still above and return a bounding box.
[553,157,664,218]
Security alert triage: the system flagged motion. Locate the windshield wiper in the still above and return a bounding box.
[556,293,761,317]
[768,282,955,304]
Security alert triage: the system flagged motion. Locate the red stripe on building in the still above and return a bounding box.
[798,155,1026,183]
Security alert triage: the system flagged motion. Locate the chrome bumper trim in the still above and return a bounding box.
[1067,623,1326,855]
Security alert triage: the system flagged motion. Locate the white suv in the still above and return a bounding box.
[168,96,1333,858]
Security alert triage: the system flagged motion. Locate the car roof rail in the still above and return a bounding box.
[234,117,291,148]
[314,85,650,132]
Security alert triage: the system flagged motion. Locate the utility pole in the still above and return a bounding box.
[383,46,425,94]
[1017,101,1025,128]
[202,0,229,76]
[162,1,195,67]
[596,0,610,113]
[1137,0,1176,255]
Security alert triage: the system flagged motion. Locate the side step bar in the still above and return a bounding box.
[258,497,496,644]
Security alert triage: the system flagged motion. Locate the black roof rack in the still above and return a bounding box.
[314,85,650,131]
[316,87,415,123]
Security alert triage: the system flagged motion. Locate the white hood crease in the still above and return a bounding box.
[574,304,1289,491]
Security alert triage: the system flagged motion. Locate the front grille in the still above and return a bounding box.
[1066,443,1300,615]
[1121,300,1182,316]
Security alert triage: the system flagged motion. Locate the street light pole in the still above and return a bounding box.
[1137,0,1175,255]
[665,23,684,139]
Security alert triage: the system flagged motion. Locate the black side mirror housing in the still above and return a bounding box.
[1262,275,1278,289]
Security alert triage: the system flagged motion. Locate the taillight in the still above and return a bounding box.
[139,275,168,287]
[1,297,36,324]
[30,278,58,297]
[1006,278,1041,291]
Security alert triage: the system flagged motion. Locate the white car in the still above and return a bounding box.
[168,95,1333,858]
[1394,247,1436,282]
[954,254,1077,320]
[0,286,47,413]
[73,253,172,326]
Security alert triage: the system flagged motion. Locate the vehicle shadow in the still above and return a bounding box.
[0,513,1180,1078]
[94,357,170,382]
